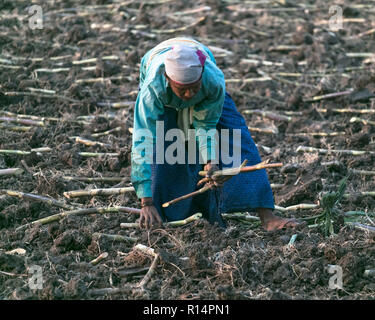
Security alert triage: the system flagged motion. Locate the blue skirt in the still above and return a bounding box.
[151,92,275,227]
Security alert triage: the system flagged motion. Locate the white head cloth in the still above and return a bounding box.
[164,45,206,85]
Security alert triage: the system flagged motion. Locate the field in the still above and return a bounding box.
[0,0,375,300]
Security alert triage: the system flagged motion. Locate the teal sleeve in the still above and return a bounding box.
[131,85,164,199]
[193,85,225,164]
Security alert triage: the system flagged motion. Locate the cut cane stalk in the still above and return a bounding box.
[350,169,375,176]
[0,117,44,127]
[153,16,205,34]
[198,161,282,177]
[70,136,111,148]
[317,108,375,114]
[63,187,135,198]
[296,146,375,156]
[163,160,250,207]
[88,286,133,297]
[221,213,260,222]
[90,252,109,265]
[4,91,79,103]
[226,77,272,84]
[0,168,24,176]
[62,176,126,183]
[304,90,353,102]
[0,190,74,210]
[350,117,375,126]
[91,127,122,138]
[242,109,292,122]
[275,203,319,212]
[120,213,203,228]
[287,132,346,137]
[346,222,375,233]
[364,270,375,277]
[93,233,137,243]
[75,75,133,84]
[16,206,140,231]
[96,101,135,108]
[230,89,286,106]
[0,124,32,132]
[78,152,120,157]
[72,55,119,65]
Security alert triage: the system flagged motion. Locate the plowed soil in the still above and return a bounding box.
[0,0,374,300]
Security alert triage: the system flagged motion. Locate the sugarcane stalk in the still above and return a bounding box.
[286,132,346,137]
[27,88,56,95]
[89,252,109,265]
[347,222,375,233]
[96,101,135,108]
[62,176,126,183]
[221,213,260,222]
[91,127,122,138]
[0,111,60,122]
[343,192,375,198]
[75,75,132,84]
[78,152,120,157]
[72,55,119,65]
[63,187,135,198]
[92,233,137,243]
[16,206,138,231]
[121,213,202,228]
[317,108,375,114]
[88,286,133,297]
[162,185,211,208]
[350,117,375,126]
[0,150,31,155]
[296,146,374,156]
[0,117,44,127]
[230,89,286,106]
[350,169,375,176]
[242,109,292,122]
[35,68,70,73]
[164,160,251,207]
[0,124,32,132]
[0,190,73,209]
[226,77,272,84]
[4,91,78,103]
[70,136,111,148]
[153,16,205,34]
[198,161,283,177]
[275,203,319,212]
[0,168,24,176]
[304,90,353,102]
[248,126,278,134]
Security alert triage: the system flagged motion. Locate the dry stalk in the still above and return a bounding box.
[0,189,73,210]
[296,146,375,156]
[0,168,24,176]
[93,233,137,243]
[63,187,135,198]
[242,109,292,122]
[89,252,109,265]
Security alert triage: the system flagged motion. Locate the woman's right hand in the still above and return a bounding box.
[139,202,163,229]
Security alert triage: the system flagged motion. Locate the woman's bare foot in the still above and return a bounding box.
[256,208,303,231]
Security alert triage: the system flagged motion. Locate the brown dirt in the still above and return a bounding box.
[0,0,374,300]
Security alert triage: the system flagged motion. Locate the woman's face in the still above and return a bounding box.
[165,73,202,101]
